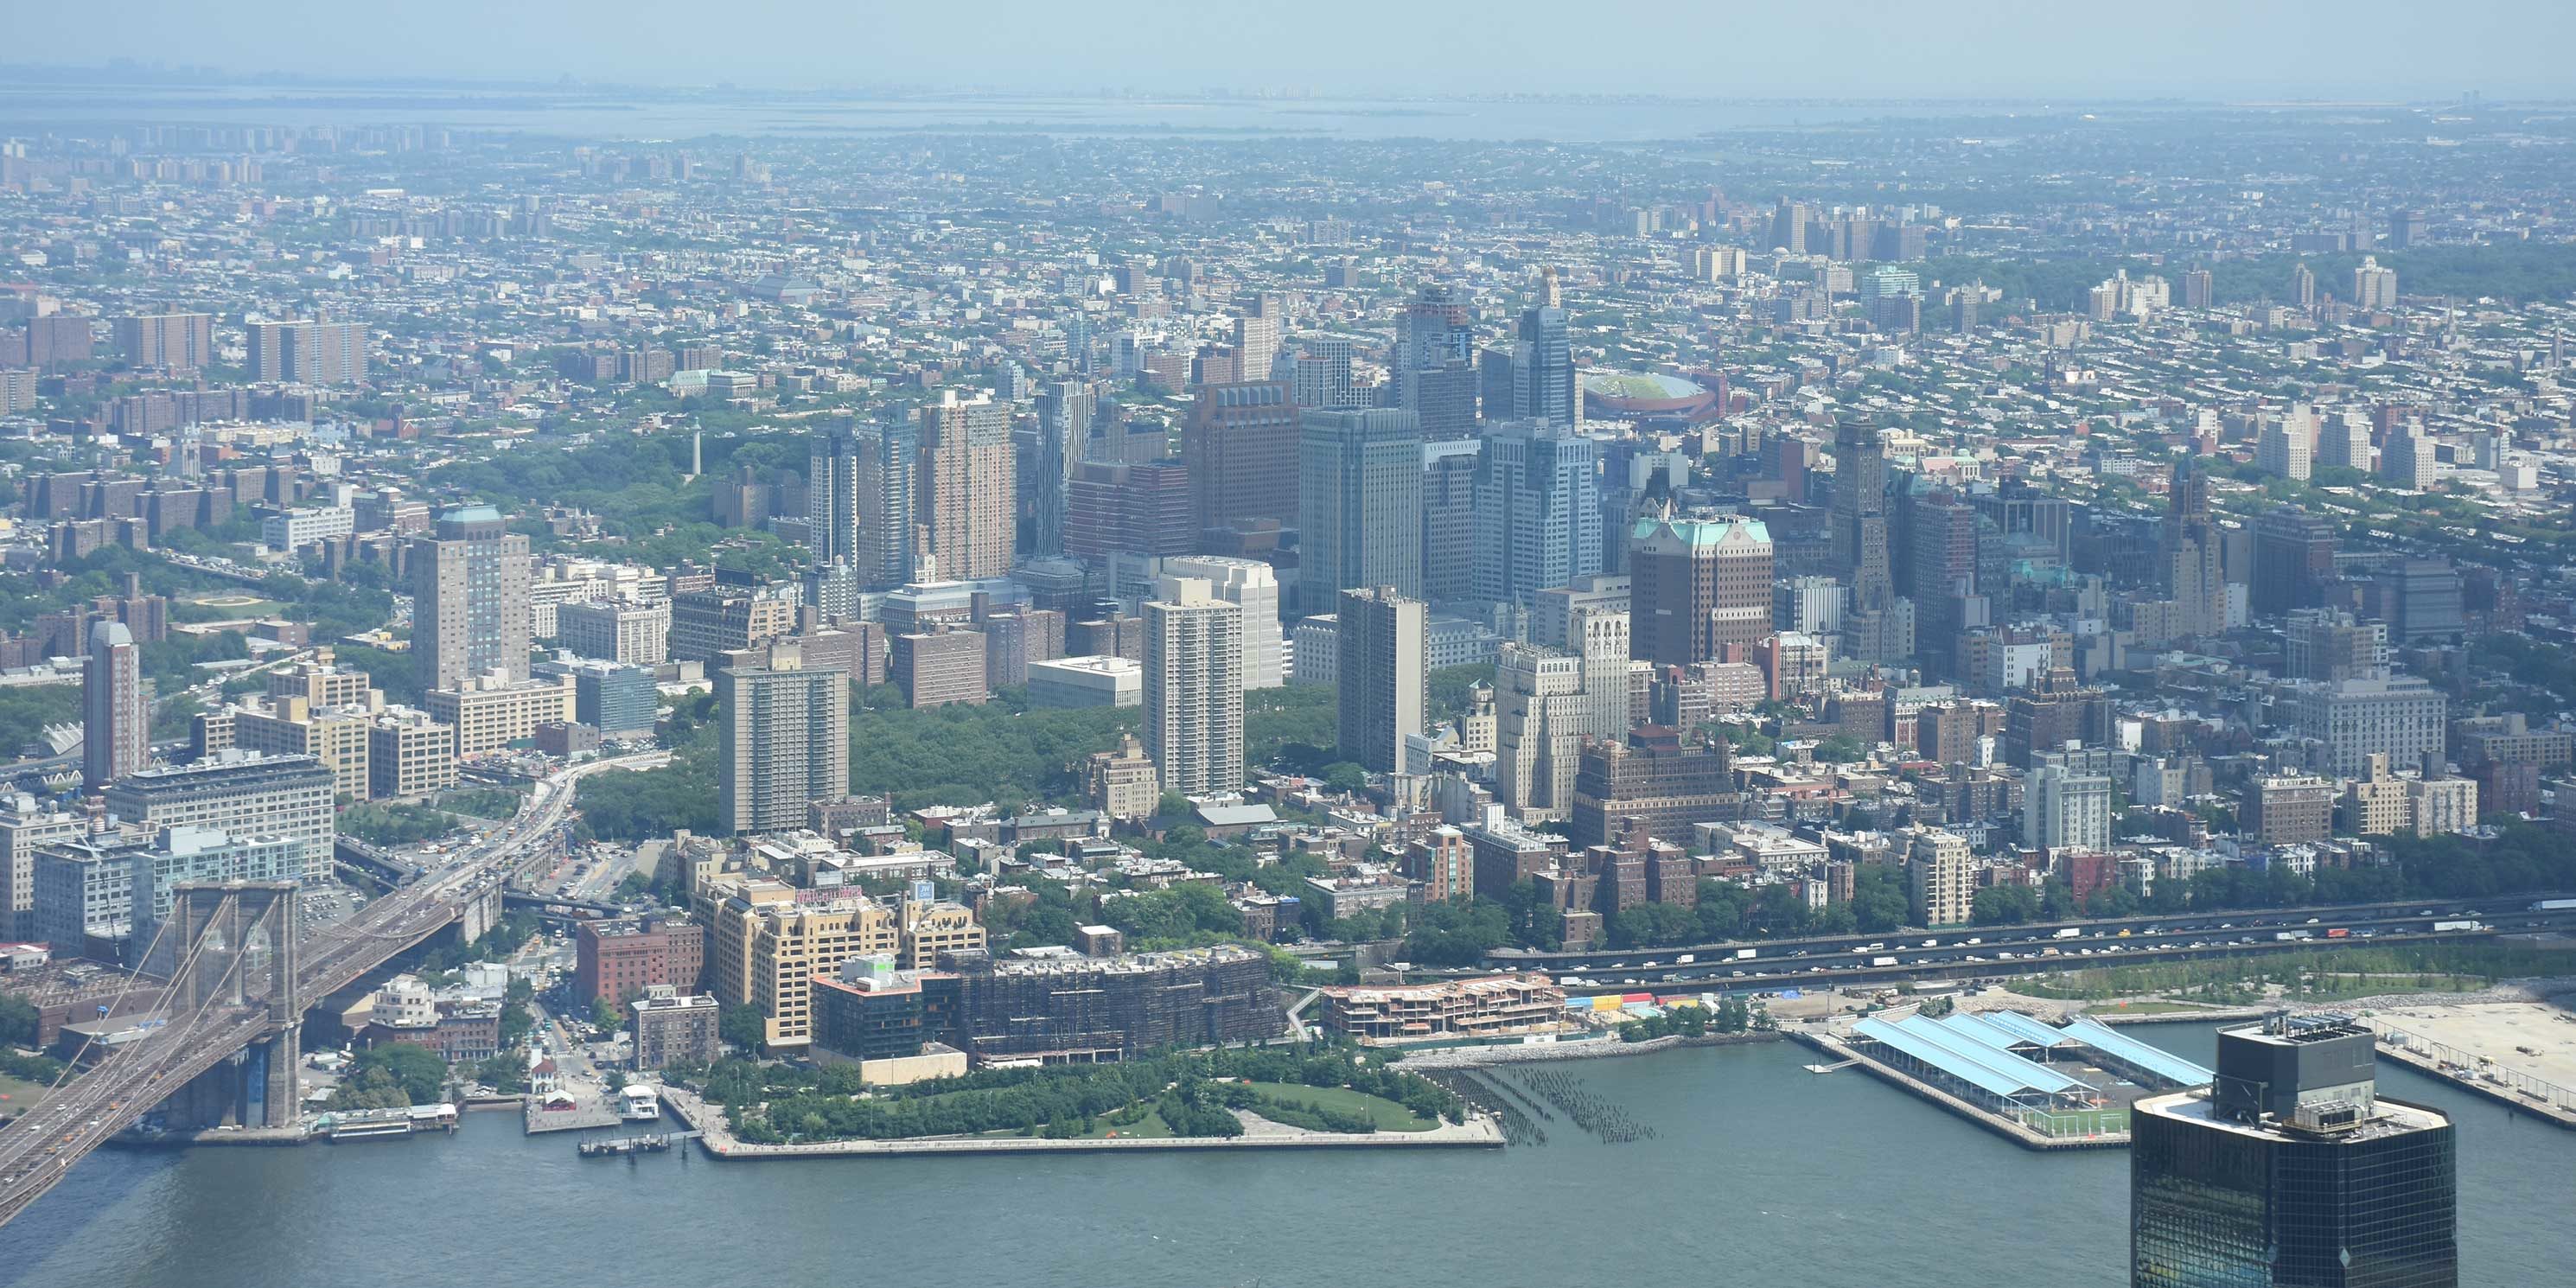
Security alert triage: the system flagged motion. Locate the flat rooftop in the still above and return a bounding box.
[2137,1088,2450,1145]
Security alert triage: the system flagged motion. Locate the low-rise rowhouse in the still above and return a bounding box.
[1317,973,1570,1045]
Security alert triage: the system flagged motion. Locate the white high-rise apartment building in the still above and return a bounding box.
[2257,405,2315,481]
[1158,556,1282,690]
[2024,761,2113,853]
[1145,577,1246,796]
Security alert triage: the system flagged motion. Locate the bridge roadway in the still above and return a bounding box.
[1474,899,2576,995]
[0,750,665,1230]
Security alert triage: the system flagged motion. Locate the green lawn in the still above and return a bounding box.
[1241,1081,1436,1132]
[2297,973,2489,1000]
[0,1074,54,1113]
[1079,1109,1173,1139]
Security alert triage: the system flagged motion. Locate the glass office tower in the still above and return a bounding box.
[2132,1015,2457,1287]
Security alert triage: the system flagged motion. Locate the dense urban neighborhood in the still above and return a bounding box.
[0,48,2572,1288]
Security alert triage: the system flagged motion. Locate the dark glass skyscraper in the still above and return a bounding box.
[2132,1015,2457,1287]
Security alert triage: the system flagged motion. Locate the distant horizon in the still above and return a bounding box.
[0,62,2548,111]
[9,1,2571,102]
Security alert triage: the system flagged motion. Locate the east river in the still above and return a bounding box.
[2,1023,2566,1287]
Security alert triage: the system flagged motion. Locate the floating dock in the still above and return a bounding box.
[579,1133,673,1157]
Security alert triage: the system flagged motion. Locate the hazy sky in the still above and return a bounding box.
[17,1,2575,99]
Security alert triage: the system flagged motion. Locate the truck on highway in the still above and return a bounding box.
[2275,930,2314,941]
[2430,920,2481,933]
[2530,899,2576,912]
[2051,928,2083,940]
[1869,956,1897,967]
[1733,947,1757,960]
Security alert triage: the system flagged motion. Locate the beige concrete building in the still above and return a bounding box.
[2339,755,2414,837]
[917,390,1016,582]
[0,797,84,941]
[1494,643,1585,821]
[698,877,987,1050]
[409,505,532,692]
[669,590,794,665]
[1086,732,1162,821]
[1908,828,1975,928]
[426,672,577,755]
[717,639,850,836]
[228,694,378,800]
[266,654,374,709]
[2248,774,2336,846]
[368,708,459,800]
[555,599,671,666]
[1317,974,1568,1045]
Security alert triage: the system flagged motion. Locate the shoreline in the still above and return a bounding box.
[658,1087,1504,1158]
[1392,1030,1786,1068]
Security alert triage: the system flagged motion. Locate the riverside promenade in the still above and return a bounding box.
[660,1087,1503,1158]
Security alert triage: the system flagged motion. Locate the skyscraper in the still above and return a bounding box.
[1183,381,1299,539]
[1473,420,1603,607]
[1030,379,1098,557]
[852,421,921,589]
[1393,284,1478,440]
[1159,556,1284,690]
[410,505,533,692]
[717,639,850,836]
[1629,514,1774,669]
[807,425,865,569]
[82,621,146,792]
[1336,587,1425,774]
[1493,642,1585,819]
[1907,493,1982,676]
[1276,335,1358,411]
[1420,439,1483,603]
[1832,416,1906,661]
[2133,1015,2456,1287]
[917,390,1015,582]
[2165,456,2226,639]
[1486,293,1576,428]
[2254,507,2340,618]
[1396,363,1480,440]
[1392,284,1473,377]
[1234,295,1285,380]
[1143,577,1245,796]
[2291,261,2318,309]
[1298,408,1425,615]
